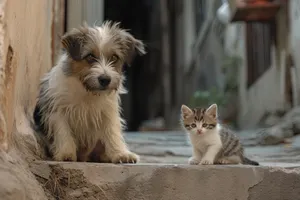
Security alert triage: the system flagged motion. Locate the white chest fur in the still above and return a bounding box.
[188,128,222,155]
[47,67,120,147]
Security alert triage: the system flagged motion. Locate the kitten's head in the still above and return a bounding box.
[180,104,218,135]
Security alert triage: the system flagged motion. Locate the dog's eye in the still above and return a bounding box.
[110,55,119,63]
[85,54,97,64]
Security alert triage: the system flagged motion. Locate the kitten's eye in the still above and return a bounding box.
[191,123,196,128]
[110,54,119,64]
[85,54,97,64]
[202,123,208,128]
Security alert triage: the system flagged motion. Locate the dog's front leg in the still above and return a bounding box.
[100,120,139,164]
[49,113,77,161]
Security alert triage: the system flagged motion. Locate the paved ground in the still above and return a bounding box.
[124,130,300,167]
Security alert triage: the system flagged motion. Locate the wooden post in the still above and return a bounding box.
[160,0,172,128]
[174,0,184,126]
[51,0,65,66]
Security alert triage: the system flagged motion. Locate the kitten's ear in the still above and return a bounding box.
[206,104,218,119]
[181,105,193,118]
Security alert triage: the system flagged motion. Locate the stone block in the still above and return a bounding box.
[30,161,300,200]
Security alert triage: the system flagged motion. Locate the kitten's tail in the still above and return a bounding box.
[242,156,259,166]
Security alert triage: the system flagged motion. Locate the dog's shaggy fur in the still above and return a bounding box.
[33,21,145,163]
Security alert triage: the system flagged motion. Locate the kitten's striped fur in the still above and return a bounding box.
[181,104,259,166]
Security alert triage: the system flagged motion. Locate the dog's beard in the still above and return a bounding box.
[82,79,119,95]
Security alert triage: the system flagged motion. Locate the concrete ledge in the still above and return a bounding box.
[29,161,300,200]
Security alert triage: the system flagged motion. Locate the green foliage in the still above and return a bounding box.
[222,54,242,93]
[189,87,228,108]
[189,54,242,109]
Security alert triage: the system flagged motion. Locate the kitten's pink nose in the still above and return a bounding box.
[197,130,202,134]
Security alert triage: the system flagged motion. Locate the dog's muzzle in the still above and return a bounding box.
[98,75,111,89]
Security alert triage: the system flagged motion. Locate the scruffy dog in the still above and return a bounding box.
[33,21,145,163]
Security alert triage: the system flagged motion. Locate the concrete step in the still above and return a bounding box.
[30,161,300,200]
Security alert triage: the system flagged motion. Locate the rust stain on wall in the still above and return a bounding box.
[4,45,13,86]
[0,45,14,151]
[3,45,16,148]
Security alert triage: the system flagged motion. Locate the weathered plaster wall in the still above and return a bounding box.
[0,0,53,150]
[0,1,59,199]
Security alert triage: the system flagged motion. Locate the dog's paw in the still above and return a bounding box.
[111,151,140,164]
[52,145,77,162]
[217,158,229,165]
[53,153,77,162]
[200,158,214,165]
[188,157,200,165]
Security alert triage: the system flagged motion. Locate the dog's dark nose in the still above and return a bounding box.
[98,75,111,87]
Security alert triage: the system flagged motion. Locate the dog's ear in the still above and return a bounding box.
[61,27,88,61]
[122,32,146,66]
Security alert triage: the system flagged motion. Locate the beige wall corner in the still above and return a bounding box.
[0,0,63,199]
[66,0,104,31]
[0,0,9,152]
[0,0,54,151]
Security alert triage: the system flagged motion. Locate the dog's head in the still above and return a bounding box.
[61,21,146,93]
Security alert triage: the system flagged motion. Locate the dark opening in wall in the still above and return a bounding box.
[104,0,151,131]
[246,21,276,88]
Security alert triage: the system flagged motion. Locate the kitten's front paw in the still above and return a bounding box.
[200,158,214,165]
[111,151,140,164]
[188,157,200,165]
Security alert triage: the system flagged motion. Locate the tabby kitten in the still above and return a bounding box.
[181,104,259,166]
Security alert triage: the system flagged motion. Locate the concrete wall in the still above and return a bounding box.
[225,5,289,129]
[0,0,55,150]
[238,58,284,128]
[290,0,300,105]
[67,0,104,31]
[0,1,61,199]
[183,0,196,72]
